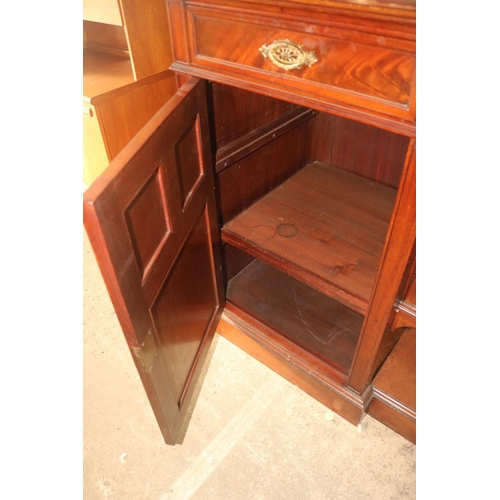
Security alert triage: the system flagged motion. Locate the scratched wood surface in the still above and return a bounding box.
[227,259,363,374]
[222,161,397,315]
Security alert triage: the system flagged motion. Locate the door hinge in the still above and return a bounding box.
[132,329,157,373]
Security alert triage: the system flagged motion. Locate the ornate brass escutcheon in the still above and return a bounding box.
[259,39,318,71]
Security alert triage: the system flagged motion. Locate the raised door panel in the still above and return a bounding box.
[83,78,224,444]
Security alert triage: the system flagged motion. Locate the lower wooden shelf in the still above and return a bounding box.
[227,259,363,376]
[367,327,416,443]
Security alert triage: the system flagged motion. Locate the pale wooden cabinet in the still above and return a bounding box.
[83,0,122,27]
[83,102,109,186]
[83,0,178,186]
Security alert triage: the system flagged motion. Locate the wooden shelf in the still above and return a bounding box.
[83,49,134,101]
[227,259,363,376]
[222,161,397,315]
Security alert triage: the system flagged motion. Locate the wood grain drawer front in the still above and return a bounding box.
[185,6,415,124]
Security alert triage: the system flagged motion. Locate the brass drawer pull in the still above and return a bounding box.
[259,39,318,71]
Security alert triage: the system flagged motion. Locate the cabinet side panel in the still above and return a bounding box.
[309,114,410,189]
[348,140,416,393]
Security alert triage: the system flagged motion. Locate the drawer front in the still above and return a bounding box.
[179,4,415,129]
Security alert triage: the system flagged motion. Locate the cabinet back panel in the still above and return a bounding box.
[310,113,409,189]
[211,83,300,154]
[217,120,310,224]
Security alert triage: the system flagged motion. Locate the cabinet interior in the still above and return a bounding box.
[208,82,410,382]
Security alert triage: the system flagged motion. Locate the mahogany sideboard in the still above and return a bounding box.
[83,0,416,445]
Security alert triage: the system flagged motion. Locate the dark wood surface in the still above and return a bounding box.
[215,107,316,173]
[392,250,416,329]
[405,274,416,308]
[368,327,416,443]
[310,114,410,189]
[84,0,417,443]
[83,78,224,444]
[222,161,397,314]
[222,243,255,283]
[227,259,364,374]
[167,0,416,135]
[401,252,416,311]
[348,140,415,393]
[211,82,320,224]
[191,10,414,106]
[372,328,416,410]
[217,120,311,224]
[211,83,301,155]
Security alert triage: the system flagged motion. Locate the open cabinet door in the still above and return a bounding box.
[83,78,225,445]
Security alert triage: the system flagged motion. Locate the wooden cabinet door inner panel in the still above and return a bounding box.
[83,78,224,445]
